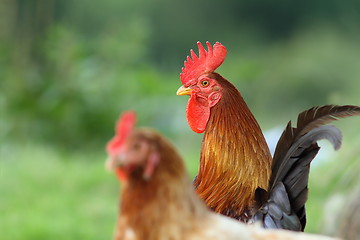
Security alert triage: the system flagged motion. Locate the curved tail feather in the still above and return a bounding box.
[256,126,341,230]
[256,105,360,231]
[272,105,360,185]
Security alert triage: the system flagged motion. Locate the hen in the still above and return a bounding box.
[176,41,360,230]
[105,111,338,240]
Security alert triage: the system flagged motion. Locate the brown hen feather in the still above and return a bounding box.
[115,129,209,240]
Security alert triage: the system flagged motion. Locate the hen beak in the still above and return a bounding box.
[105,157,116,172]
[105,153,126,172]
[176,85,192,96]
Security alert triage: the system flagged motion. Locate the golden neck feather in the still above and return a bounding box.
[194,79,272,218]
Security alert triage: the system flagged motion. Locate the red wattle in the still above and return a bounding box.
[116,168,128,182]
[186,95,210,133]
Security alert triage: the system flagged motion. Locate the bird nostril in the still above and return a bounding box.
[116,153,127,166]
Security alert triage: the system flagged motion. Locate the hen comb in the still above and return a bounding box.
[106,111,137,155]
[180,41,227,85]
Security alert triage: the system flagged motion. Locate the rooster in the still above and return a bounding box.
[176,41,360,231]
[105,111,339,240]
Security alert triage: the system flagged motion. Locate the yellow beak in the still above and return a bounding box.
[176,85,192,96]
[105,156,116,172]
[105,153,126,172]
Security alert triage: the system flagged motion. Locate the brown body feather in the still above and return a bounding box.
[115,130,209,240]
[194,73,272,220]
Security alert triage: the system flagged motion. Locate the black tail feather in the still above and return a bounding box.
[256,104,360,231]
[256,126,342,231]
[271,125,342,189]
[271,105,360,185]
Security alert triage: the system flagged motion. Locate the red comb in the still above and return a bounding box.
[106,111,137,155]
[180,41,227,85]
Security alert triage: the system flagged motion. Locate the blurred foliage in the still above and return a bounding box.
[1,0,360,238]
[1,0,360,150]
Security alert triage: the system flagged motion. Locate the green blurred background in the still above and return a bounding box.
[1,0,360,239]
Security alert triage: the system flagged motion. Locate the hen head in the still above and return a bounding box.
[106,111,160,182]
[176,41,227,133]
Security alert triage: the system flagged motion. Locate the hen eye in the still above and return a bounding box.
[132,143,141,150]
[201,80,209,87]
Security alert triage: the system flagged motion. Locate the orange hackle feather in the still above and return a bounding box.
[193,74,272,219]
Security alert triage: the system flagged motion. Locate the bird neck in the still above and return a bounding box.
[195,79,272,219]
[117,154,208,240]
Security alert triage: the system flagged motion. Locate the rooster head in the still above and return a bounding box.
[176,41,227,133]
[106,111,160,182]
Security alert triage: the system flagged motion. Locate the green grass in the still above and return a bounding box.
[0,141,200,240]
[1,129,359,239]
[0,143,118,240]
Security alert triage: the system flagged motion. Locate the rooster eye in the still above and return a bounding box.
[201,80,209,87]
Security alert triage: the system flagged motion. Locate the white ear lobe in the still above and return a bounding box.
[208,92,222,108]
[143,151,160,180]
